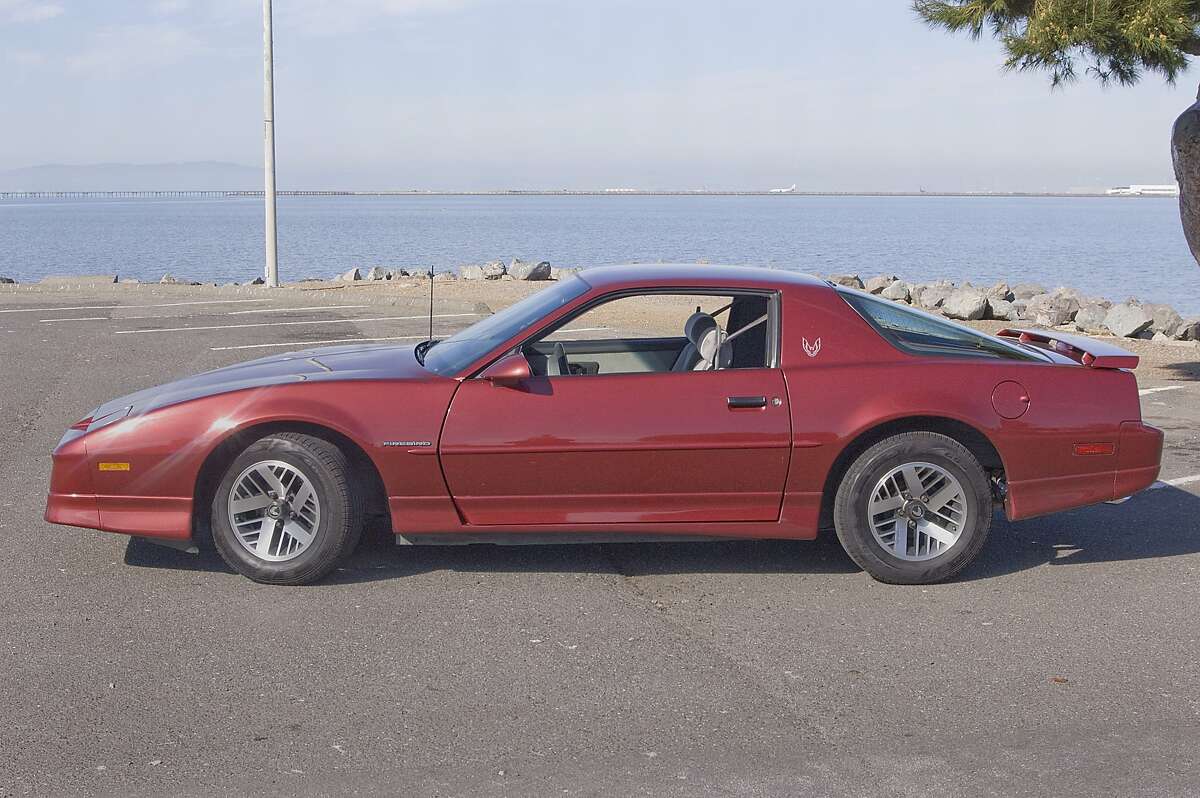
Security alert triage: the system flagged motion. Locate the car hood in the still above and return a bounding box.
[89,342,438,421]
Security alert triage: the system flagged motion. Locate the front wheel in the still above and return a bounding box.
[833,431,992,585]
[211,432,363,585]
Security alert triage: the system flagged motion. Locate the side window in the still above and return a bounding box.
[524,291,774,377]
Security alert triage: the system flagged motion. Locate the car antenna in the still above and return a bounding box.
[427,267,435,342]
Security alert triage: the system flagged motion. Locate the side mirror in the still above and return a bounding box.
[479,352,531,386]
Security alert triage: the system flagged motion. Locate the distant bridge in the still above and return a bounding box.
[0,190,356,199]
[0,189,1130,200]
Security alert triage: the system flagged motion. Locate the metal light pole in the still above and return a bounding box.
[263,0,279,287]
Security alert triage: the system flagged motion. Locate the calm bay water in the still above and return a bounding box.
[2,194,1198,314]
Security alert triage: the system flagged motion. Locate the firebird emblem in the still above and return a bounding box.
[802,337,822,358]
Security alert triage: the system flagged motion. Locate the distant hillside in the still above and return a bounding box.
[0,162,259,191]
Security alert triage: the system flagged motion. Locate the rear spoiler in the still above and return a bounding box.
[996,328,1139,369]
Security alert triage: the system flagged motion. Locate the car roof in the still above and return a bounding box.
[575,263,831,292]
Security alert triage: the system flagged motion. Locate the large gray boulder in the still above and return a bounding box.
[1074,303,1110,335]
[984,282,1013,302]
[336,267,361,282]
[1148,304,1186,338]
[1179,318,1200,340]
[915,282,954,311]
[864,275,898,294]
[942,287,990,321]
[1011,282,1048,300]
[458,264,486,279]
[481,260,507,279]
[1024,293,1079,327]
[828,274,864,289]
[365,266,388,281]
[988,298,1017,321]
[159,273,181,284]
[0,276,14,284]
[880,280,911,302]
[551,266,582,280]
[1104,303,1154,338]
[509,259,552,281]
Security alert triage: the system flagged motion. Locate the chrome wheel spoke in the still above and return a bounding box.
[919,519,957,547]
[227,459,322,563]
[867,461,968,562]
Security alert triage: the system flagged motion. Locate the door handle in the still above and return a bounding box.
[727,395,767,409]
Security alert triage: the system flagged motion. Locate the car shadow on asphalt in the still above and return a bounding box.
[960,485,1200,581]
[123,486,1200,585]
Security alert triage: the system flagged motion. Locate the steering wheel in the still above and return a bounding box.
[553,342,570,376]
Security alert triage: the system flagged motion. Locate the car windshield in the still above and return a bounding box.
[421,276,591,375]
[838,287,1047,362]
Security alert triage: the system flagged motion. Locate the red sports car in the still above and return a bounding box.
[46,265,1163,585]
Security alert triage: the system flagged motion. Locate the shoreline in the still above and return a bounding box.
[0,190,1177,200]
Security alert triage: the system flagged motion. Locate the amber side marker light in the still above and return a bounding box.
[1073,443,1116,457]
[98,462,131,472]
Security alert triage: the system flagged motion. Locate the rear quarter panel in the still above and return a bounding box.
[778,286,1148,527]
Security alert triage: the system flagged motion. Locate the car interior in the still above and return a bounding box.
[522,292,776,377]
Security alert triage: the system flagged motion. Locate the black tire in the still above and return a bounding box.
[833,431,992,585]
[211,432,363,585]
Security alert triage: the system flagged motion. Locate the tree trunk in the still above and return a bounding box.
[1171,87,1200,268]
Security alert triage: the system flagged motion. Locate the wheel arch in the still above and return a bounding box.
[818,415,1005,529]
[192,420,390,544]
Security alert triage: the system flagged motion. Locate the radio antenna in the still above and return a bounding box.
[427,267,435,342]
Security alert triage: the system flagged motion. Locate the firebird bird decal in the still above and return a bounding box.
[802,337,822,358]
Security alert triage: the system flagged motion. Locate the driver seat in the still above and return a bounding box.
[671,312,731,371]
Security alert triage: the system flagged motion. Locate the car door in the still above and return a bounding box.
[438,366,792,525]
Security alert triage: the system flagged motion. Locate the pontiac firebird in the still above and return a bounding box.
[45,265,1163,585]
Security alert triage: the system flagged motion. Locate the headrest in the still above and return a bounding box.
[684,312,717,347]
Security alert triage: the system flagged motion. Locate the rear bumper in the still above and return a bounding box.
[1006,421,1163,520]
[1113,421,1164,499]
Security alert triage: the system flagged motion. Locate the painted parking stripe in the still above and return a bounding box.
[0,298,273,314]
[114,313,480,335]
[35,304,377,323]
[211,335,427,351]
[209,326,607,352]
[1150,474,1200,490]
[38,316,109,323]
[1139,386,1185,396]
[227,304,371,315]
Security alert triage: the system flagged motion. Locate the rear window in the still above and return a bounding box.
[838,287,1047,362]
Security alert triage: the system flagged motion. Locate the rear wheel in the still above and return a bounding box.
[833,431,992,584]
[211,432,363,585]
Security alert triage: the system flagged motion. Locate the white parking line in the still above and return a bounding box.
[1139,386,1186,396]
[0,298,273,314]
[1150,474,1200,490]
[114,313,480,335]
[227,304,371,315]
[210,326,606,352]
[211,335,426,351]
[38,316,108,323]
[34,304,378,324]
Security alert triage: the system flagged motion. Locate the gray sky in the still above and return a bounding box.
[0,0,1195,191]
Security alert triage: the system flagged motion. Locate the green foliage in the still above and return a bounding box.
[913,0,1200,86]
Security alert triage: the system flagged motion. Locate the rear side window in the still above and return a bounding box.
[838,287,1046,362]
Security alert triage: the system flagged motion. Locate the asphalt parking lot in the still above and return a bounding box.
[2,283,1199,797]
